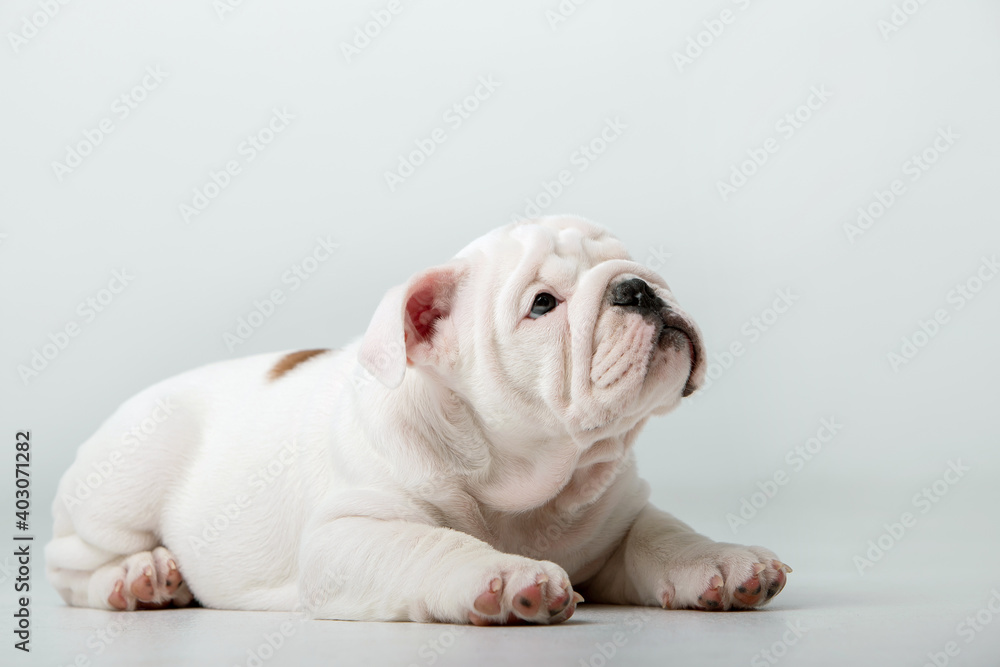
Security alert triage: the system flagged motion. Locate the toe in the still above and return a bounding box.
[165,559,182,589]
[474,578,503,616]
[130,567,156,602]
[733,563,766,607]
[512,582,543,617]
[546,590,581,624]
[696,574,724,610]
[547,583,571,616]
[660,582,676,609]
[165,570,182,591]
[108,581,128,610]
[765,561,790,600]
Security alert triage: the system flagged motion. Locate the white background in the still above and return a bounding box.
[2,1,999,665]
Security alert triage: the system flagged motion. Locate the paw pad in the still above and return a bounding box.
[697,574,724,610]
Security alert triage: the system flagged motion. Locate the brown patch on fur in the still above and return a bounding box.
[268,349,330,381]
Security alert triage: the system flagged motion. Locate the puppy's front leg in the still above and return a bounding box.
[582,505,791,611]
[299,517,581,624]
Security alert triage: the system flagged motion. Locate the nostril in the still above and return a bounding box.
[611,278,654,308]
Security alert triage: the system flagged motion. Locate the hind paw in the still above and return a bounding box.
[107,547,193,611]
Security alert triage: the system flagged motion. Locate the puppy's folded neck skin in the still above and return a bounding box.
[350,364,575,512]
[349,351,646,523]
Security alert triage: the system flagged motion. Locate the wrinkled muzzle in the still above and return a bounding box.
[566,260,706,430]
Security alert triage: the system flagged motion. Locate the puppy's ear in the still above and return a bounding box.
[358,262,466,388]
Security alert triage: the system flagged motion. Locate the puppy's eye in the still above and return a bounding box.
[528,292,559,319]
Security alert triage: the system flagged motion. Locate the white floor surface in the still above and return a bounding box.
[16,572,1000,667]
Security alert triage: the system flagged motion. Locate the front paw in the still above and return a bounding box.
[448,557,581,625]
[657,544,791,611]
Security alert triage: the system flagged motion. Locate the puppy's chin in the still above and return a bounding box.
[644,331,694,412]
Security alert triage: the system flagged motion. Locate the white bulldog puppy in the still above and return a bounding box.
[46,215,790,624]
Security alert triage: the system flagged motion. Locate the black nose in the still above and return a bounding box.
[610,278,662,312]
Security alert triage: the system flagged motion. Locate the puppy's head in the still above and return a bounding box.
[358,215,705,442]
